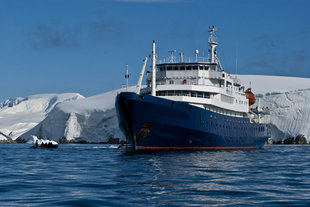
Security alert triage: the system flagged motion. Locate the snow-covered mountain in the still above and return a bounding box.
[17,89,129,143]
[4,75,310,143]
[0,93,84,141]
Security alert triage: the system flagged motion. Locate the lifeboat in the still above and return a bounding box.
[245,88,256,105]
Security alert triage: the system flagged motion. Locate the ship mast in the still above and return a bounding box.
[125,64,129,92]
[152,40,156,96]
[208,26,218,63]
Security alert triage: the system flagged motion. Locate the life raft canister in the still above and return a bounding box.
[245,88,256,105]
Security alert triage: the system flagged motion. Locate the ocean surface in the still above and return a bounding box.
[1,144,310,207]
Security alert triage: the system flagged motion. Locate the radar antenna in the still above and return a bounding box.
[208,26,218,63]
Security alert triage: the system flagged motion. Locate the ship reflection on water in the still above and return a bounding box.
[117,146,310,206]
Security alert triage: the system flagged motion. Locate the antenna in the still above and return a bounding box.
[208,26,218,63]
[235,41,238,75]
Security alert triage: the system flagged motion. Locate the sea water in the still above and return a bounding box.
[0,144,310,206]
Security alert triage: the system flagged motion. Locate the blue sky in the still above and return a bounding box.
[0,0,310,101]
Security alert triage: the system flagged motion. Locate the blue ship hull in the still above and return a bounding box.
[116,92,270,151]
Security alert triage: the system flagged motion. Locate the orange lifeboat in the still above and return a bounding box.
[245,88,256,105]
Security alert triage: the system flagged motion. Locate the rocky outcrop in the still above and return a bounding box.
[0,131,15,143]
[268,134,308,144]
[294,134,308,144]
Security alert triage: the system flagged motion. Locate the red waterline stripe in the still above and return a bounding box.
[137,146,256,150]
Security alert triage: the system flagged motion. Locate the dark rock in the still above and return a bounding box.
[266,138,274,144]
[0,131,15,143]
[294,134,308,144]
[107,137,120,144]
[58,137,74,144]
[283,137,294,144]
[274,140,282,144]
[15,137,26,143]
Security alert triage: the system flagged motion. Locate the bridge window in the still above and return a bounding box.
[186,66,191,70]
[204,92,210,98]
[167,66,172,70]
[180,66,185,70]
[168,91,174,96]
[173,66,178,70]
[191,91,197,97]
[193,66,198,70]
[199,66,204,70]
[156,90,212,99]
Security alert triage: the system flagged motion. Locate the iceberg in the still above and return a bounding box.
[17,89,130,143]
[0,93,84,141]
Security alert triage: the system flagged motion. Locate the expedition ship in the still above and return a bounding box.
[116,27,270,151]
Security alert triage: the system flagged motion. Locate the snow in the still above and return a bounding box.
[3,75,310,143]
[258,89,310,141]
[237,75,310,95]
[0,93,84,141]
[58,90,118,114]
[235,75,310,141]
[18,88,133,143]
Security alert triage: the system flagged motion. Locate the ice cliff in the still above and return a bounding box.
[17,89,126,143]
[238,75,310,141]
[0,93,84,141]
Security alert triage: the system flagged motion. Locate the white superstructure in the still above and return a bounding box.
[142,27,267,121]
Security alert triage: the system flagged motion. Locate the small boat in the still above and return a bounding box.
[31,136,58,148]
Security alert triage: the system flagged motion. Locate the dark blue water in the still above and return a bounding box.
[1,144,310,206]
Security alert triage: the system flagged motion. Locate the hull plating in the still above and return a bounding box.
[116,92,270,151]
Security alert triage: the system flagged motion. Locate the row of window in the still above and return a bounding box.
[159,65,216,71]
[157,90,247,117]
[157,90,211,99]
[201,120,265,133]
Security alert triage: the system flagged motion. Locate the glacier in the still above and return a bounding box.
[1,75,310,143]
[17,89,127,143]
[0,93,84,141]
[236,75,310,142]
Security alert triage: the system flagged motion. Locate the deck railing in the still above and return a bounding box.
[157,56,211,64]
